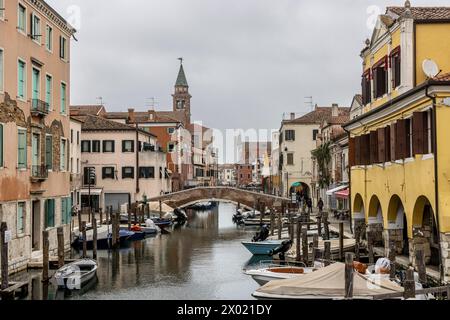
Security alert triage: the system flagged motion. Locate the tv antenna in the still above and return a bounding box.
[96,96,104,106]
[304,96,313,111]
[145,97,158,109]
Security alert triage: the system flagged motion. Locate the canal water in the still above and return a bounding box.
[12,202,264,300]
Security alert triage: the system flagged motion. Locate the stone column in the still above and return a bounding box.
[383,229,404,256]
[440,233,450,282]
[367,223,384,246]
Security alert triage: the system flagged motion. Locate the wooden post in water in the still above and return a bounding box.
[128,206,132,231]
[296,219,301,261]
[57,226,64,268]
[388,240,397,281]
[324,241,331,266]
[339,222,344,261]
[323,212,330,240]
[312,234,319,265]
[159,200,163,219]
[415,249,427,285]
[277,210,282,240]
[344,252,354,299]
[403,268,416,299]
[270,209,274,236]
[133,202,138,225]
[81,221,87,258]
[367,231,374,265]
[99,208,103,225]
[354,224,361,261]
[42,230,49,283]
[77,208,82,231]
[317,215,322,237]
[1,222,9,290]
[302,226,309,266]
[92,218,98,260]
[111,212,117,249]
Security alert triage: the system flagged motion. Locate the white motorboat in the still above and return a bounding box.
[245,264,316,286]
[54,259,98,290]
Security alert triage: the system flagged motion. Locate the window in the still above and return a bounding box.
[406,118,412,158]
[373,57,388,99]
[83,167,96,185]
[92,140,100,152]
[61,197,72,225]
[313,129,319,141]
[45,135,52,170]
[60,82,66,114]
[17,202,25,234]
[139,167,155,179]
[46,25,53,51]
[70,129,73,143]
[77,131,80,145]
[17,4,26,32]
[122,167,134,179]
[0,0,4,20]
[18,129,27,169]
[285,130,295,141]
[45,74,52,110]
[287,153,294,165]
[18,60,26,99]
[122,140,134,152]
[426,110,432,154]
[31,67,40,102]
[81,140,91,153]
[391,47,401,89]
[167,142,175,152]
[361,70,371,105]
[0,123,3,167]
[103,140,115,153]
[59,36,67,59]
[0,49,3,92]
[60,139,66,171]
[31,13,41,43]
[44,199,55,228]
[167,127,175,134]
[102,167,115,179]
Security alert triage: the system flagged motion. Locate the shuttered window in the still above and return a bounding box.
[60,83,66,114]
[377,128,385,163]
[395,120,407,160]
[384,126,391,162]
[287,153,294,165]
[18,4,26,32]
[17,202,25,234]
[412,112,428,156]
[18,129,27,168]
[61,197,72,225]
[60,139,66,171]
[348,137,355,167]
[373,57,388,99]
[285,130,295,141]
[362,70,371,105]
[370,131,379,164]
[45,135,52,170]
[390,124,396,162]
[391,47,401,89]
[45,199,55,228]
[18,60,26,99]
[354,136,361,165]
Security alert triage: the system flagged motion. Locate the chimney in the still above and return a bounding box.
[290,113,295,120]
[332,103,339,117]
[128,108,135,123]
[148,110,155,121]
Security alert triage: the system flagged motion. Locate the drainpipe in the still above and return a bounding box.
[425,84,444,284]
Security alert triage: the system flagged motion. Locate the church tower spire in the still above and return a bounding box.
[172,58,192,123]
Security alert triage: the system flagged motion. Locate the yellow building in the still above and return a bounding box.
[344,2,450,281]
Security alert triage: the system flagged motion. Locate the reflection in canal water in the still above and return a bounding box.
[12,202,263,300]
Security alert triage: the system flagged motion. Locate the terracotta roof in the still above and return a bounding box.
[434,72,450,82]
[283,107,350,125]
[387,6,450,20]
[328,114,350,125]
[106,111,182,123]
[80,115,156,137]
[70,105,105,116]
[353,94,363,105]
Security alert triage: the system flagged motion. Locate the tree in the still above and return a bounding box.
[311,142,332,188]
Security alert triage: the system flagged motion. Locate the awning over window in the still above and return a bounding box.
[335,188,349,199]
[80,188,103,195]
[326,185,348,196]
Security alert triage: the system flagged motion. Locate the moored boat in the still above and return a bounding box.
[245,264,316,286]
[54,259,98,290]
[241,240,285,255]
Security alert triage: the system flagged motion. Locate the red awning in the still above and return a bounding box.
[335,188,349,199]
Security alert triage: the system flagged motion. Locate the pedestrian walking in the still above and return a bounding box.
[306,197,313,214]
[318,198,324,213]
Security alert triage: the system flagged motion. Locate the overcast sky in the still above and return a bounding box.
[48,0,447,137]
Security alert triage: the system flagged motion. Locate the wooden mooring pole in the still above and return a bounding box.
[404,268,416,299]
[81,221,87,258]
[344,252,354,299]
[324,241,331,266]
[323,212,330,240]
[277,210,282,240]
[270,209,274,236]
[317,215,322,237]
[77,208,82,230]
[296,219,301,261]
[128,207,132,231]
[92,218,98,260]
[339,222,344,261]
[1,222,9,290]
[42,230,49,283]
[99,208,103,225]
[57,226,65,268]
[302,226,308,266]
[415,249,427,285]
[354,224,361,261]
[388,240,397,281]
[367,231,375,265]
[312,234,319,265]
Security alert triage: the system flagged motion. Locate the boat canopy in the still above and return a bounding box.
[326,185,348,196]
[254,262,403,299]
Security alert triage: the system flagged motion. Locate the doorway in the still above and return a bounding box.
[32,200,41,251]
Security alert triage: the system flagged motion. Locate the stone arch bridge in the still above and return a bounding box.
[149,187,291,210]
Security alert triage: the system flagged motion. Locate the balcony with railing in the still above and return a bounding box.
[31,165,49,182]
[31,99,50,117]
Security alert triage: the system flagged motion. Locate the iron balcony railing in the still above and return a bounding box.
[31,99,50,116]
[31,165,49,180]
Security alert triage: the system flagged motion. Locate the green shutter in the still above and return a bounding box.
[60,139,66,171]
[67,197,72,224]
[45,135,52,169]
[32,68,39,100]
[0,124,3,167]
[18,61,25,98]
[60,83,66,114]
[17,203,24,234]
[18,129,27,168]
[61,198,67,225]
[45,199,55,228]
[46,75,52,110]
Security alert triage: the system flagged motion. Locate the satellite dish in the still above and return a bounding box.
[422,59,440,78]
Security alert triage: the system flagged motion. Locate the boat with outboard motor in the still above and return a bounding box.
[53,259,98,290]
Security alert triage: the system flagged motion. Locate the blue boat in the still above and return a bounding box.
[75,229,134,250]
[151,218,172,229]
[241,240,285,255]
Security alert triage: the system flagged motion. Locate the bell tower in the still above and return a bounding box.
[172,58,192,124]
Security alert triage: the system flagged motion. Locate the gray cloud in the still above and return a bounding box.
[47,0,448,134]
